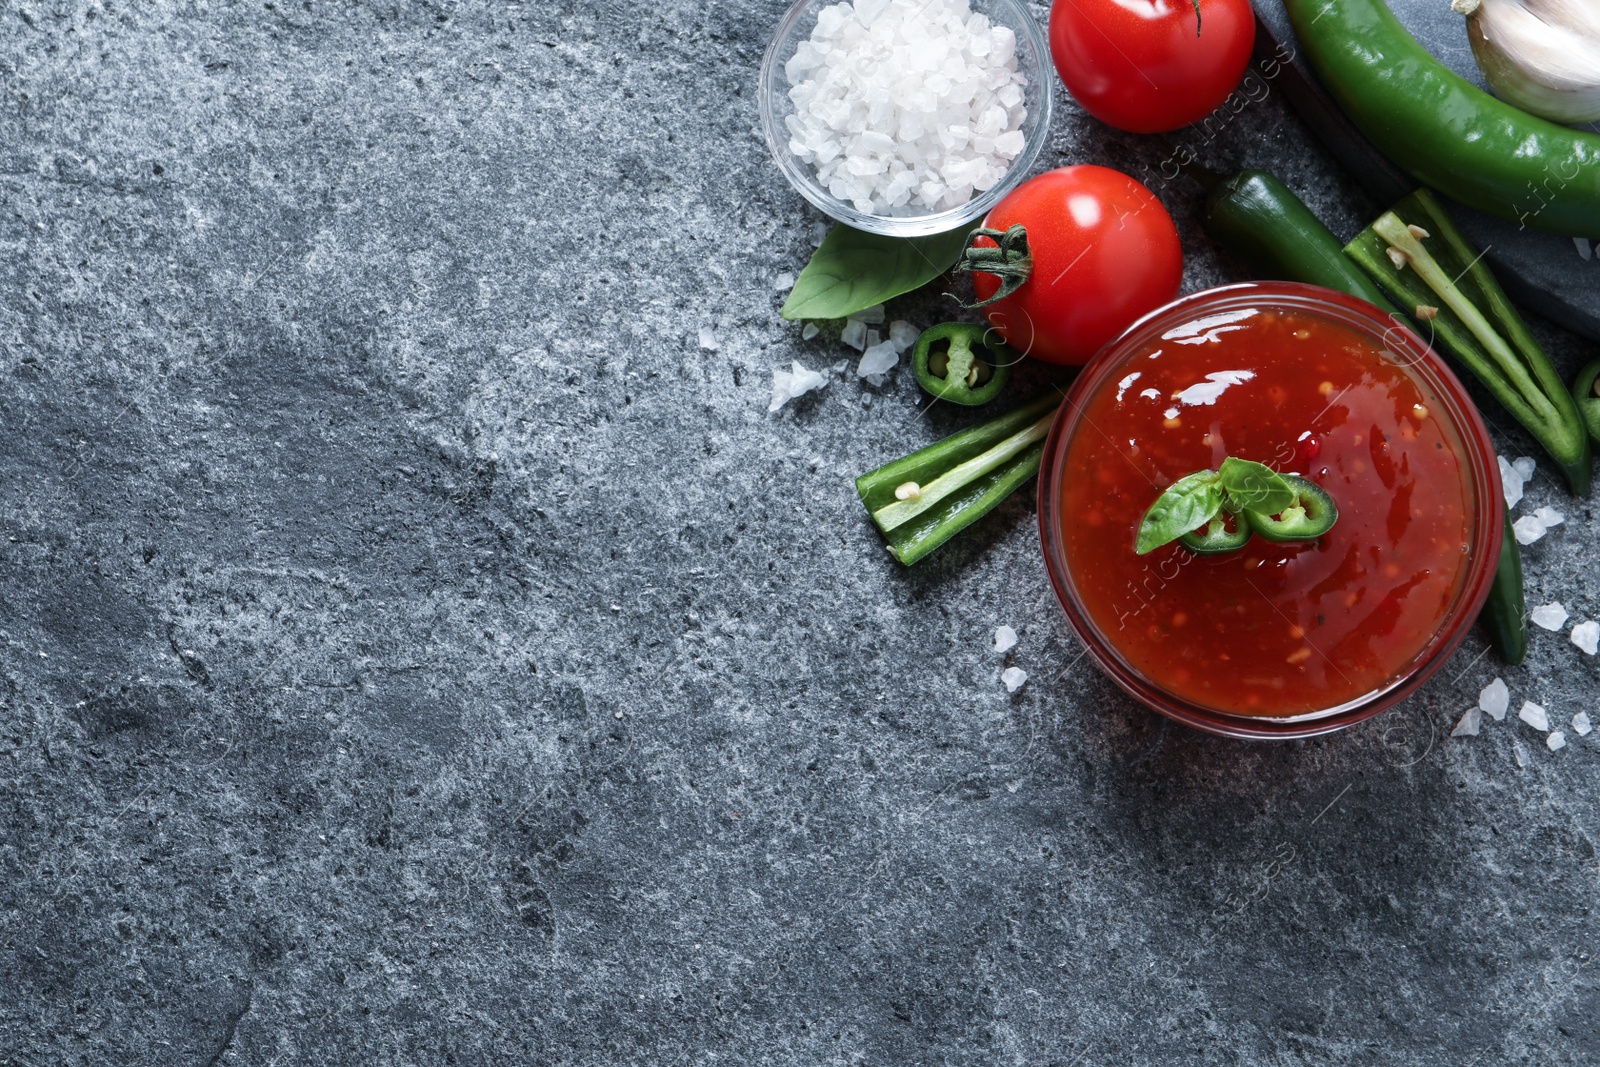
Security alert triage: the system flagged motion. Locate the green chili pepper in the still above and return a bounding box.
[1243,477,1338,543]
[1345,189,1591,496]
[855,393,1062,566]
[1200,169,1402,317]
[1481,510,1527,666]
[1178,511,1252,556]
[1573,361,1600,447]
[912,322,1014,406]
[1284,0,1600,237]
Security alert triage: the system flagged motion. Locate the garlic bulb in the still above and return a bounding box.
[1453,0,1600,125]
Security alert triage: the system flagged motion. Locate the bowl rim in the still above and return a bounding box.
[1035,282,1507,740]
[757,0,1055,238]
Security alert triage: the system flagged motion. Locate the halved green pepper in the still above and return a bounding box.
[1244,477,1339,543]
[1573,361,1600,448]
[1179,510,1251,555]
[913,322,1014,406]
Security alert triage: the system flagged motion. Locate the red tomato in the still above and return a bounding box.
[971,166,1182,366]
[1048,0,1256,134]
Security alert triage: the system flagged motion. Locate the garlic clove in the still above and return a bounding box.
[1459,0,1600,125]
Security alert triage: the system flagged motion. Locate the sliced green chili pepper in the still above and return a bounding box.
[1243,477,1338,543]
[1481,510,1527,666]
[1346,189,1591,496]
[1573,360,1600,448]
[913,322,1014,406]
[1178,510,1252,556]
[855,393,1062,566]
[1284,0,1600,237]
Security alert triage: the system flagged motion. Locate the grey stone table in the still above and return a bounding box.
[2,3,1596,1064]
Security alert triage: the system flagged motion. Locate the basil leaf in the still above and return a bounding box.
[1135,471,1224,555]
[780,223,975,321]
[1218,457,1297,516]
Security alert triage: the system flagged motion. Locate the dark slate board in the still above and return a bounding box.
[1251,0,1600,341]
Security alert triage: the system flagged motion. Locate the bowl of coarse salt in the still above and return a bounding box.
[759,0,1054,238]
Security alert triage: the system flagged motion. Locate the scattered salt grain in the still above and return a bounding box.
[1533,506,1564,528]
[1002,666,1028,693]
[851,304,887,326]
[783,0,1031,216]
[994,625,1018,653]
[802,322,821,341]
[889,320,919,353]
[1513,515,1547,544]
[842,319,869,350]
[1513,456,1536,480]
[699,326,719,351]
[1514,740,1529,767]
[810,222,829,246]
[1531,602,1569,630]
[1572,620,1599,655]
[768,361,828,412]
[1452,706,1482,737]
[857,340,900,379]
[1480,677,1510,720]
[774,271,796,291]
[865,328,882,350]
[1573,711,1592,736]
[1498,455,1524,508]
[1518,700,1550,732]
[832,359,850,373]
[1547,730,1567,751]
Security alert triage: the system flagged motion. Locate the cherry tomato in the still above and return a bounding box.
[970,166,1182,366]
[1049,0,1256,134]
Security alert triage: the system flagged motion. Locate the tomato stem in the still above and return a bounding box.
[954,225,1033,309]
[1191,0,1202,35]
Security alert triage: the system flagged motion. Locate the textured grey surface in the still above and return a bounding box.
[2,2,1598,1065]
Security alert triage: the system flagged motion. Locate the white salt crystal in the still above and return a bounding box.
[994,625,1018,653]
[1571,620,1599,655]
[699,326,719,351]
[1514,740,1529,767]
[774,271,796,291]
[1513,515,1546,545]
[810,222,829,246]
[1531,602,1569,630]
[1533,506,1564,527]
[832,358,849,372]
[857,340,899,377]
[1573,711,1592,736]
[1452,707,1482,737]
[801,322,820,341]
[768,361,828,412]
[1547,730,1567,751]
[851,303,887,325]
[865,328,882,350]
[1480,677,1510,720]
[842,319,869,351]
[1498,455,1524,509]
[1001,666,1028,693]
[888,320,919,353]
[1519,700,1550,732]
[1513,456,1536,480]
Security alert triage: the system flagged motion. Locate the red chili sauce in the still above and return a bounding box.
[1061,306,1475,717]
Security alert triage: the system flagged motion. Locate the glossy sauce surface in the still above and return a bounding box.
[1060,306,1475,717]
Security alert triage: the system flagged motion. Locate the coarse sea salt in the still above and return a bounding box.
[888,320,919,353]
[802,322,821,341]
[1572,620,1599,655]
[1519,700,1550,732]
[774,271,796,291]
[1002,666,1028,693]
[784,0,1030,216]
[1480,677,1510,720]
[857,340,900,379]
[1452,706,1482,737]
[1534,506,1565,528]
[1513,515,1548,545]
[1573,711,1592,736]
[699,326,720,351]
[1547,730,1567,751]
[1498,455,1525,508]
[1531,602,1569,631]
[1513,456,1536,480]
[994,624,1018,653]
[769,361,828,412]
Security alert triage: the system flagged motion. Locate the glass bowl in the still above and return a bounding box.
[1037,283,1505,740]
[758,0,1055,238]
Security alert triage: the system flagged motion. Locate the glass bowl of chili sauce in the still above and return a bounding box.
[1037,283,1504,740]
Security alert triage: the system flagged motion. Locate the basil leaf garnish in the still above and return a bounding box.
[1217,456,1297,517]
[1135,471,1224,555]
[781,223,976,322]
